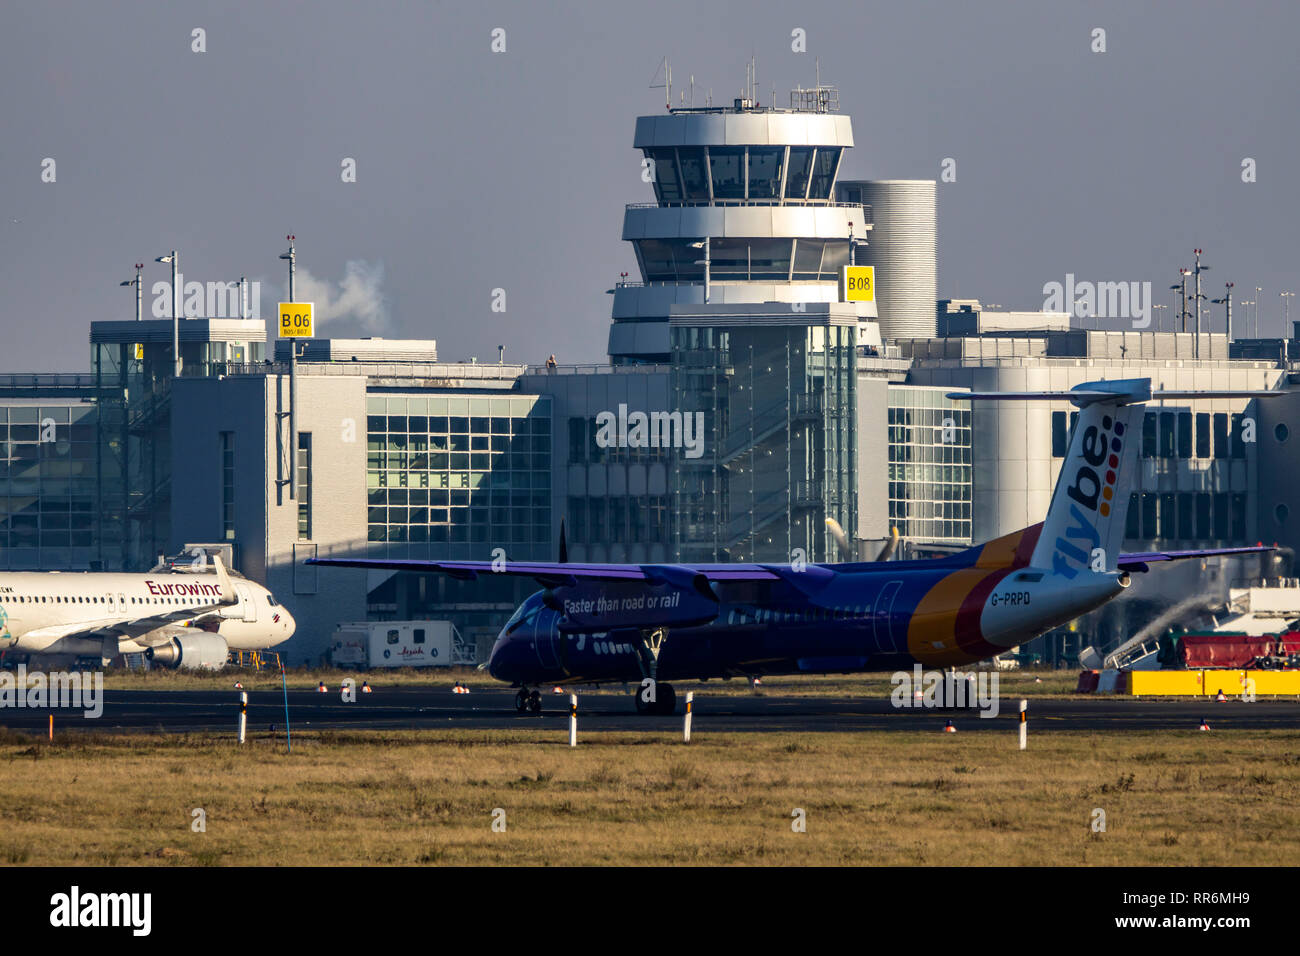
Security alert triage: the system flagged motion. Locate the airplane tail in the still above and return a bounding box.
[953,377,1285,577]
[1029,382,1145,576]
[955,379,1149,577]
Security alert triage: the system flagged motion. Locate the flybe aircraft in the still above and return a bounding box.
[0,551,294,669]
[311,379,1278,713]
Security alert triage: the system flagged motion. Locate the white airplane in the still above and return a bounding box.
[0,551,294,669]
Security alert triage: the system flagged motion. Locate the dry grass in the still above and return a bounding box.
[1,725,1298,866]
[99,666,1082,698]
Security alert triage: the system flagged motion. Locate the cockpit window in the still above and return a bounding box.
[267,594,278,606]
[505,599,542,635]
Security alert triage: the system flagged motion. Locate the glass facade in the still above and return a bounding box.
[0,403,100,570]
[887,387,973,544]
[366,394,551,559]
[645,145,843,204]
[671,320,856,563]
[636,238,850,282]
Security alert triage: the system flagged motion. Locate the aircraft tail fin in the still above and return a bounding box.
[954,379,1149,577]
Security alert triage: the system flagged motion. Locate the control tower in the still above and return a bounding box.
[609,86,876,364]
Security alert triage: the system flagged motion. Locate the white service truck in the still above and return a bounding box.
[329,620,475,669]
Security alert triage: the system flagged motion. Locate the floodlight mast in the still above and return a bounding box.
[154,251,181,375]
[279,236,298,501]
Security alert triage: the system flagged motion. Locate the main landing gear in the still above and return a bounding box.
[514,688,542,713]
[631,626,676,715]
[634,681,677,716]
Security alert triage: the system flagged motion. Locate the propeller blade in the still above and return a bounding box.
[875,527,899,562]
[824,517,854,559]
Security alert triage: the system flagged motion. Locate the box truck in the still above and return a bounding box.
[329,620,475,669]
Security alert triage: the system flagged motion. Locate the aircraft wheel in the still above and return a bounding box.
[634,688,652,714]
[528,690,542,713]
[655,683,677,716]
[514,689,530,713]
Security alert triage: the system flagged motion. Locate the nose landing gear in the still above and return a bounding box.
[629,627,676,715]
[514,688,543,713]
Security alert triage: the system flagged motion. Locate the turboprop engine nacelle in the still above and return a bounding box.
[550,569,720,633]
[145,632,230,670]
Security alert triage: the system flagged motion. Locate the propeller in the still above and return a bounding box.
[825,519,898,562]
[825,517,852,559]
[875,527,899,562]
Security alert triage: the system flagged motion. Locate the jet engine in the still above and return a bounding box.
[145,632,229,670]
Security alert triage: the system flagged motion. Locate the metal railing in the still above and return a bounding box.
[627,201,869,214]
[719,400,792,464]
[726,488,791,545]
[0,373,100,389]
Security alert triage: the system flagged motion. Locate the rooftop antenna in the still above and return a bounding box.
[651,56,671,109]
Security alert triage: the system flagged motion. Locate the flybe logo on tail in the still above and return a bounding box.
[1053,414,1125,578]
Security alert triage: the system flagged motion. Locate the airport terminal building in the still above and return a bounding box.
[1,88,1296,666]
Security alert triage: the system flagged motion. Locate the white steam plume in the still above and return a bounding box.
[288,260,390,332]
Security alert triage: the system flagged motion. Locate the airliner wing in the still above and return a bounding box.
[307,557,782,586]
[18,602,229,647]
[1117,544,1274,571]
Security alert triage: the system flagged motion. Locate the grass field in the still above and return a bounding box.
[2,725,1298,866]
[97,666,1086,698]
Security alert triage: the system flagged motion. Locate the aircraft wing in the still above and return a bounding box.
[1117,545,1274,571]
[307,557,783,586]
[17,602,229,647]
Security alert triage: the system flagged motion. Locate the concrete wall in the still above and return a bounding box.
[855,376,890,541]
[520,367,672,564]
[172,373,369,663]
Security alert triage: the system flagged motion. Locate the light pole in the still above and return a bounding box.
[1282,292,1295,337]
[1255,287,1262,338]
[847,221,867,267]
[1211,282,1233,341]
[689,238,710,303]
[1175,269,1192,334]
[1192,249,1210,359]
[155,251,180,376]
[119,263,144,322]
[1239,300,1254,338]
[279,235,297,501]
[1153,303,1167,332]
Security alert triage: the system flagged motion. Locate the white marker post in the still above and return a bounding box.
[684,691,694,743]
[569,694,578,748]
[238,690,248,744]
[1018,699,1027,750]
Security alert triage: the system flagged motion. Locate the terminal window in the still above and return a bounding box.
[887,388,972,545]
[366,395,551,558]
[220,431,235,541]
[297,432,312,540]
[0,404,98,570]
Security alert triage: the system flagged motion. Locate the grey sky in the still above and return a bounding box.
[2,0,1298,372]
